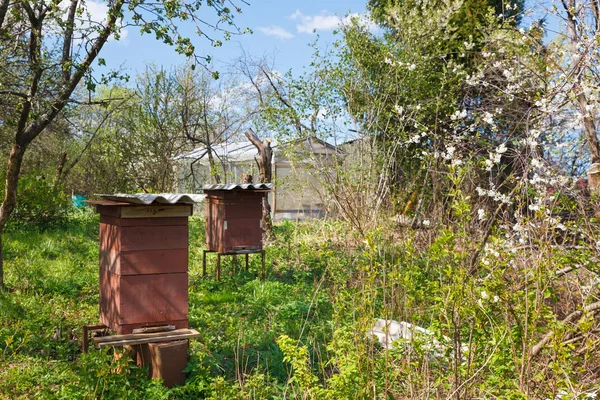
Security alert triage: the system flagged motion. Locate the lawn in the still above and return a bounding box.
[0,212,343,399]
[1,210,596,399]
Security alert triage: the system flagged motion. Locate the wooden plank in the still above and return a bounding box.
[100,248,188,275]
[120,205,192,219]
[132,325,176,334]
[100,215,189,227]
[99,269,189,330]
[120,248,188,275]
[94,329,199,347]
[119,225,188,251]
[87,200,131,206]
[99,222,120,252]
[94,328,196,344]
[96,204,122,218]
[111,320,188,335]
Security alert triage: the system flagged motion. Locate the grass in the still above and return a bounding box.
[0,212,336,399]
[1,209,597,398]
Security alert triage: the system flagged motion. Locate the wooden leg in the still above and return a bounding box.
[82,324,106,353]
[202,250,207,278]
[261,250,265,281]
[216,253,221,282]
[245,254,249,271]
[82,325,89,354]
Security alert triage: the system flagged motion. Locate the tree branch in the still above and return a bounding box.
[531,300,600,357]
[59,99,128,184]
[0,90,28,99]
[62,0,78,83]
[21,0,125,145]
[16,3,43,143]
[260,67,308,136]
[0,0,9,31]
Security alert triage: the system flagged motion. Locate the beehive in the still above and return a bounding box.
[90,201,192,334]
[203,184,271,253]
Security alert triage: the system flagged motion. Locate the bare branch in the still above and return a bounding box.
[531,300,600,357]
[0,90,28,99]
[62,0,78,83]
[0,0,9,30]
[21,0,125,145]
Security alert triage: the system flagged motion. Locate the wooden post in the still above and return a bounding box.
[588,163,600,194]
[244,128,274,239]
[128,340,189,388]
[261,250,266,280]
[216,253,221,281]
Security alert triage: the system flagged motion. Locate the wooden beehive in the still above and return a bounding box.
[204,188,268,253]
[91,201,192,334]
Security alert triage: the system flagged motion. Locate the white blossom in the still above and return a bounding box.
[478,209,486,220]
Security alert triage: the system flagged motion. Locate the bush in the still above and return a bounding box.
[8,171,71,224]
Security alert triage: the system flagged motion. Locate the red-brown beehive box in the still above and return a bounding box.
[204,185,270,253]
[91,201,192,334]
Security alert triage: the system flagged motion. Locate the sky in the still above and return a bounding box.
[95,0,371,81]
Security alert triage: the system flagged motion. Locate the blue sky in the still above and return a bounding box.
[97,0,370,80]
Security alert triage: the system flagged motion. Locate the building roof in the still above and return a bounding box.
[173,136,340,164]
[173,141,264,162]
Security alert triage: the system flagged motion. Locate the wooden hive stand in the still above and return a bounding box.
[83,325,199,388]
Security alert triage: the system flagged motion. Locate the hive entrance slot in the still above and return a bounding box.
[232,245,259,251]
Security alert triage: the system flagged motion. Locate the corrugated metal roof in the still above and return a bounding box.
[202,183,273,191]
[98,193,207,205]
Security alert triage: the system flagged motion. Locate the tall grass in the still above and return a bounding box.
[1,204,599,398]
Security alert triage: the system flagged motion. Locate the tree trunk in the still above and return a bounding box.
[55,152,68,187]
[206,147,221,184]
[0,235,3,291]
[244,128,274,239]
[0,143,27,290]
[562,0,600,189]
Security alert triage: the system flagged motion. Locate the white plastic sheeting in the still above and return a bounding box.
[368,319,443,350]
[368,319,468,359]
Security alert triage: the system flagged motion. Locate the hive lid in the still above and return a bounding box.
[202,183,273,191]
[97,193,206,205]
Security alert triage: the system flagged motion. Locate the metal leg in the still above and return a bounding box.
[216,253,221,281]
[245,254,249,271]
[261,250,265,281]
[202,250,208,278]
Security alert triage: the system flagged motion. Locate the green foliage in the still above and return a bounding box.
[277,334,325,398]
[0,200,598,398]
[7,171,71,224]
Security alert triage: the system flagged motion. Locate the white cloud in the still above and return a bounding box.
[344,12,378,32]
[256,25,294,40]
[289,10,377,34]
[290,10,341,33]
[77,0,128,42]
